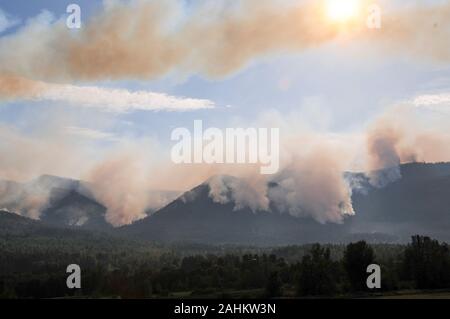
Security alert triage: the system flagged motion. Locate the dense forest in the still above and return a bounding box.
[1,230,450,298]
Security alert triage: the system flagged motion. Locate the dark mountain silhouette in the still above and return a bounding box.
[0,209,45,236]
[0,175,179,231]
[120,162,450,245]
[349,162,450,241]
[118,178,350,245]
[0,210,133,250]
[42,189,110,230]
[0,209,100,238]
[0,175,111,231]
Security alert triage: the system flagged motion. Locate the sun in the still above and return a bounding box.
[326,0,361,23]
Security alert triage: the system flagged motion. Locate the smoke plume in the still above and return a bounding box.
[0,0,333,91]
[0,0,449,99]
[366,106,450,186]
[1,104,450,225]
[268,145,355,224]
[0,180,50,220]
[208,174,269,212]
[0,74,43,99]
[378,2,450,63]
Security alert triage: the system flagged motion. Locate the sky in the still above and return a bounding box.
[0,0,448,144]
[1,0,450,225]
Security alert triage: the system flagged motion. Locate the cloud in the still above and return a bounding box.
[413,93,450,115]
[64,126,118,141]
[0,74,215,112]
[39,83,215,112]
[413,93,450,106]
[0,9,19,34]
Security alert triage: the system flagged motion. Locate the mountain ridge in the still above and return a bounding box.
[1,162,450,245]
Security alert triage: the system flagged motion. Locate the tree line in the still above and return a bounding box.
[1,235,450,298]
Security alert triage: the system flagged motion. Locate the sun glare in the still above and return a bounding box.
[326,0,360,23]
